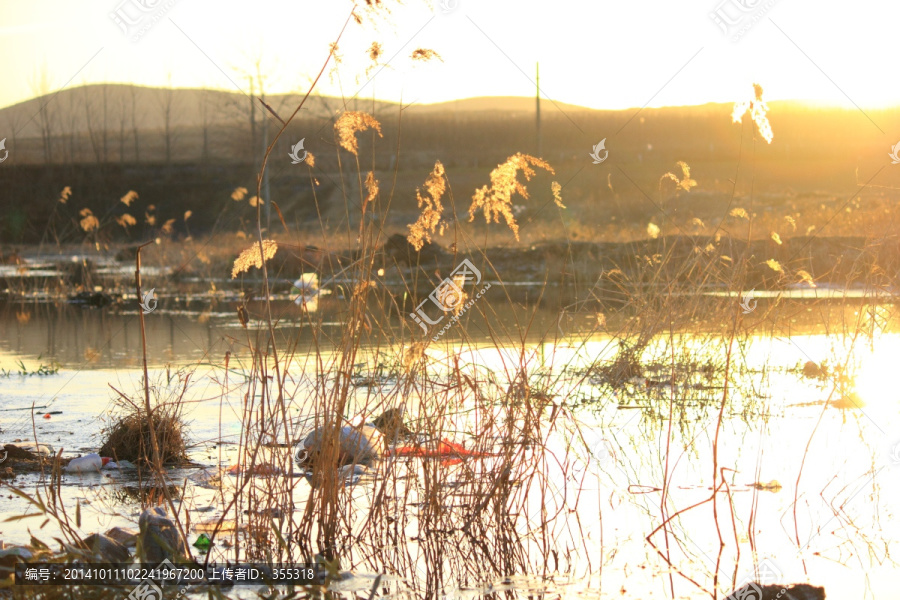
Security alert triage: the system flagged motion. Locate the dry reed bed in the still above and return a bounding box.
[3,21,894,600]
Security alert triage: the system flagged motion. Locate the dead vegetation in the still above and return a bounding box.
[99,373,191,465]
[98,411,188,465]
[0,17,881,600]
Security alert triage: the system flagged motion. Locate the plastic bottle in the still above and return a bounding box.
[64,453,111,473]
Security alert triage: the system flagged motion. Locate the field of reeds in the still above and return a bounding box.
[2,9,900,600]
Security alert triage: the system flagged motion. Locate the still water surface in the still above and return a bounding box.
[0,298,898,599]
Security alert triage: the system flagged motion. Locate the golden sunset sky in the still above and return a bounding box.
[0,0,896,112]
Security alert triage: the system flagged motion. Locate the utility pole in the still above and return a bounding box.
[536,62,542,158]
[255,61,272,233]
[262,95,271,233]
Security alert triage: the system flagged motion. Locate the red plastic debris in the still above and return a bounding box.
[227,463,281,476]
[388,438,490,460]
[43,413,51,419]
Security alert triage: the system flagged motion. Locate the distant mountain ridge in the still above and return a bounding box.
[2,83,869,140]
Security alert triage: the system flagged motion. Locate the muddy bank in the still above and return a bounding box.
[298,233,900,291]
[0,233,895,307]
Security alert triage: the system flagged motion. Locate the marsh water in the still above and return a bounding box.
[1,288,899,599]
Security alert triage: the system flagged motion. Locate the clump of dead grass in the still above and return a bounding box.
[100,410,188,465]
[100,376,190,465]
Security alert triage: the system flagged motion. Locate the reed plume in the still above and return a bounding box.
[231,239,278,278]
[120,190,139,206]
[407,161,447,250]
[468,152,555,241]
[335,111,383,155]
[551,181,565,208]
[79,209,99,233]
[116,214,137,229]
[733,83,773,143]
[660,161,697,192]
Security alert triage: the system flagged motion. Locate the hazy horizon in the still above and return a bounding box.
[7,82,900,114]
[2,0,898,115]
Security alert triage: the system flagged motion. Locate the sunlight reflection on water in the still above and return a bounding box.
[0,327,899,598]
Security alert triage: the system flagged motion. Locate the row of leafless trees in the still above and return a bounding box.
[5,67,306,166]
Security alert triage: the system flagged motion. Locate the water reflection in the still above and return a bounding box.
[1,292,899,598]
[0,291,889,370]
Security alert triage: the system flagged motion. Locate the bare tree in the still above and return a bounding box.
[118,89,130,162]
[4,110,23,164]
[82,84,103,163]
[28,63,56,164]
[51,91,74,164]
[216,84,255,163]
[130,85,141,162]
[248,76,257,162]
[221,56,285,164]
[198,89,211,162]
[100,83,110,163]
[156,76,180,163]
[62,91,80,164]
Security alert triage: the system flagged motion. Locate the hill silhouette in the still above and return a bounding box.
[0,84,897,245]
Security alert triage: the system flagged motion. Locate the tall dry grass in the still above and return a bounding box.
[3,19,896,600]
